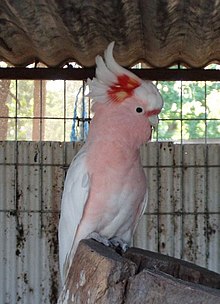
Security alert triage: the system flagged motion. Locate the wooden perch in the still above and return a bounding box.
[58,239,220,304]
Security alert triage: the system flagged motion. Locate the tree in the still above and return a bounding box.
[156,80,220,142]
[0,80,10,140]
[4,77,220,142]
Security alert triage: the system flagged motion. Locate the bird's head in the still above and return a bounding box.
[88,42,163,138]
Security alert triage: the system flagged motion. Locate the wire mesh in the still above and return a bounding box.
[1,78,220,142]
[0,73,219,303]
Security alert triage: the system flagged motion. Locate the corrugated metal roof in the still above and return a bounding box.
[0,141,219,303]
[0,0,220,68]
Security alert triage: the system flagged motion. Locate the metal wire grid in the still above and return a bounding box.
[0,79,220,215]
[0,76,220,303]
[150,79,219,262]
[132,141,220,270]
[0,79,89,142]
[156,143,211,265]
[155,81,220,143]
[1,79,220,142]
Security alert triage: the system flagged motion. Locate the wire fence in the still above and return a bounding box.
[0,78,219,142]
[0,140,219,304]
[0,71,219,303]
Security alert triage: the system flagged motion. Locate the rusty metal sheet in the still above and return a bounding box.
[0,141,219,303]
[135,142,220,274]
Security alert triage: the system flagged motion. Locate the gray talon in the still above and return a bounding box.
[87,232,111,247]
[110,237,129,252]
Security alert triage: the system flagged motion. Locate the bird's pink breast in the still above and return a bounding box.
[77,100,150,239]
[80,140,147,239]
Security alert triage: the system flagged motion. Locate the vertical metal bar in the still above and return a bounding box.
[156,144,160,253]
[63,80,68,176]
[204,82,208,144]
[155,81,160,143]
[15,80,18,142]
[40,80,43,142]
[82,80,85,140]
[204,81,209,267]
[39,80,44,233]
[15,80,18,218]
[155,81,160,253]
[64,80,66,144]
[180,80,185,259]
[180,80,183,145]
[15,80,19,214]
[88,85,91,124]
[14,79,19,301]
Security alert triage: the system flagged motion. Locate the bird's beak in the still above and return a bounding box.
[149,115,159,127]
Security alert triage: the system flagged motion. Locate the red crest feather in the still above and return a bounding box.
[108,75,141,103]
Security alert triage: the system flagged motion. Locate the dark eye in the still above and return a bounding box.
[136,107,143,113]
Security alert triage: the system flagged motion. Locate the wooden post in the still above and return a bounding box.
[0,80,10,140]
[57,239,220,303]
[32,80,46,141]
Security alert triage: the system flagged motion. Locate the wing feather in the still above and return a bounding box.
[133,189,148,233]
[58,145,90,283]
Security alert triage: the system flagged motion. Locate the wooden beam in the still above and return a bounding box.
[0,67,220,81]
[57,239,220,303]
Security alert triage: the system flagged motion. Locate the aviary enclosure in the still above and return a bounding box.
[0,65,219,303]
[0,0,220,302]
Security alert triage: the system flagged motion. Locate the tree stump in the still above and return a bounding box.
[57,239,220,304]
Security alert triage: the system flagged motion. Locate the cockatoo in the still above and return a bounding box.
[58,42,163,284]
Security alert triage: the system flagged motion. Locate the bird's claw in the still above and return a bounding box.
[87,232,111,247]
[109,237,129,252]
[87,233,129,254]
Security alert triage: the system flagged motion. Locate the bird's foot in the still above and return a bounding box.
[109,236,129,253]
[87,232,111,247]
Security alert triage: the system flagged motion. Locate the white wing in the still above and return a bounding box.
[133,189,148,233]
[58,145,90,283]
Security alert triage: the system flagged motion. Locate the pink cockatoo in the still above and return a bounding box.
[58,42,163,284]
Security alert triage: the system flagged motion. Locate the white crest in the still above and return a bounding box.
[87,41,163,125]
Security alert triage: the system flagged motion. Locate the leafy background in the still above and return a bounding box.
[2,72,220,142]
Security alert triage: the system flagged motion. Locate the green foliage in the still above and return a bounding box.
[5,77,220,142]
[7,80,34,140]
[155,80,220,142]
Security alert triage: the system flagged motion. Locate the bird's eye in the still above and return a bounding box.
[136,107,143,113]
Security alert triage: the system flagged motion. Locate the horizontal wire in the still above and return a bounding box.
[0,163,219,168]
[0,209,60,214]
[0,116,219,121]
[159,118,220,121]
[0,115,91,121]
[144,211,220,216]
[1,209,219,215]
[142,164,220,168]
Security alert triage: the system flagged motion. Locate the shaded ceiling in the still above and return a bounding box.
[0,0,220,68]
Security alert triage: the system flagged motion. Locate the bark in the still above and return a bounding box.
[58,239,220,304]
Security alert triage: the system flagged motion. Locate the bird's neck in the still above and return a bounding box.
[87,111,149,151]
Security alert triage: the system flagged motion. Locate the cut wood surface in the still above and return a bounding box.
[58,239,220,304]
